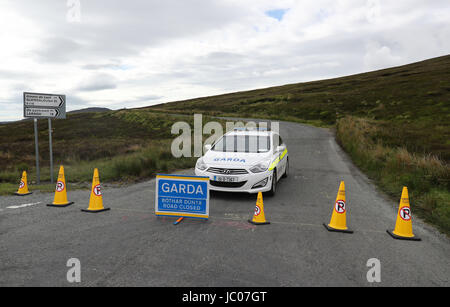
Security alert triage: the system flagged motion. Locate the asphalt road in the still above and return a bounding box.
[0,120,449,286]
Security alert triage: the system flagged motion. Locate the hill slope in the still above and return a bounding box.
[150,55,450,161]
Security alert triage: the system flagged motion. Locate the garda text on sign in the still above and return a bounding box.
[155,174,209,219]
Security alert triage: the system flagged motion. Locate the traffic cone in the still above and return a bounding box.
[81,168,110,213]
[387,187,421,241]
[47,166,74,207]
[323,181,353,233]
[14,171,32,196]
[248,192,270,225]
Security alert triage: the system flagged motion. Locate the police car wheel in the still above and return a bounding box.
[267,169,277,196]
[282,158,289,178]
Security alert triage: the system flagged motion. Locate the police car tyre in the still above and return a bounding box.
[282,158,289,178]
[267,169,277,196]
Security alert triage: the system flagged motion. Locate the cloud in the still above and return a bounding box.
[81,61,130,71]
[364,41,403,70]
[0,69,39,79]
[136,95,164,101]
[7,0,247,63]
[76,73,118,92]
[35,36,83,63]
[0,0,449,120]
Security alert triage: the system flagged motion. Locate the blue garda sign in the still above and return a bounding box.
[155,174,209,219]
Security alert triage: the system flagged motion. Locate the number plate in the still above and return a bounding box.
[214,176,238,182]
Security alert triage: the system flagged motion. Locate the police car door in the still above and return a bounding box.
[278,135,287,176]
[273,133,286,180]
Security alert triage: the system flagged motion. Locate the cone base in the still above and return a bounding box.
[323,223,354,234]
[47,202,74,207]
[248,219,270,225]
[81,208,111,213]
[386,230,421,241]
[14,192,32,196]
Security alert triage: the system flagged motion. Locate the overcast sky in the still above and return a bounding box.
[0,0,449,121]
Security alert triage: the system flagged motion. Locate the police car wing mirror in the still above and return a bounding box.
[204,144,212,152]
[276,145,285,153]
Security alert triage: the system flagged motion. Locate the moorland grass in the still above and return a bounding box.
[0,139,196,195]
[0,111,199,194]
[336,116,450,234]
[1,55,449,233]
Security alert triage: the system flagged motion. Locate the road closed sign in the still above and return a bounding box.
[155,174,209,220]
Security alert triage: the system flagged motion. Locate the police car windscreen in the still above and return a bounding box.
[212,135,270,153]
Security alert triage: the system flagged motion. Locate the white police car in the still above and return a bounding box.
[195,128,288,195]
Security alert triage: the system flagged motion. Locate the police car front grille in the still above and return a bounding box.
[207,167,249,175]
[210,180,247,188]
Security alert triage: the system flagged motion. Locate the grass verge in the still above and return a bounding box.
[0,139,196,196]
[336,116,450,235]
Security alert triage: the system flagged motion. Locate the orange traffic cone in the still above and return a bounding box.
[387,187,421,241]
[14,171,32,196]
[81,168,110,213]
[323,181,353,233]
[47,166,74,207]
[248,192,270,225]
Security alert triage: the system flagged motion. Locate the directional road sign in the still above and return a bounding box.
[23,92,66,119]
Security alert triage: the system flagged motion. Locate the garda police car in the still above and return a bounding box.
[195,128,288,195]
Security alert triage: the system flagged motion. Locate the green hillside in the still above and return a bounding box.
[0,110,199,191]
[150,55,450,161]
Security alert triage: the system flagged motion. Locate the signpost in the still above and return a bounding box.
[33,118,40,184]
[155,174,209,223]
[24,92,66,119]
[23,92,67,184]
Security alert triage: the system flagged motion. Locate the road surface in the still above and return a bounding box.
[0,120,449,286]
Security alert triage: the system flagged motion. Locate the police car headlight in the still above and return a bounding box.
[195,158,208,171]
[249,160,271,173]
[252,178,268,189]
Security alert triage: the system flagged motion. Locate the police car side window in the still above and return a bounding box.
[272,134,279,149]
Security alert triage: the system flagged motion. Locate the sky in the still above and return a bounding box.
[0,0,449,121]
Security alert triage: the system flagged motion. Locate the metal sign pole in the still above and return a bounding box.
[48,118,54,184]
[34,118,40,185]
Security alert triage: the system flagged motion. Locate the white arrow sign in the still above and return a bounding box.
[25,108,60,118]
[24,93,64,107]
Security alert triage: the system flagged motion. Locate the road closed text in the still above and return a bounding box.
[160,197,203,211]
